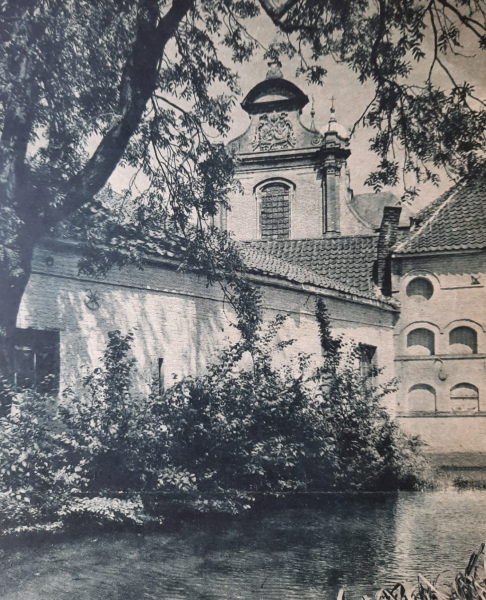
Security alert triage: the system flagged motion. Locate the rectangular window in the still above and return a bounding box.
[358,344,377,380]
[158,357,165,396]
[14,329,60,394]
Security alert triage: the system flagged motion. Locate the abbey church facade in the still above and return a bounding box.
[15,66,486,469]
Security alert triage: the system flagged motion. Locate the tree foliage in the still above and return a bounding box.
[1,0,485,379]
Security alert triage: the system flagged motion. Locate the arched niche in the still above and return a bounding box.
[450,383,479,413]
[408,384,436,413]
[449,326,478,355]
[406,277,434,301]
[407,328,435,356]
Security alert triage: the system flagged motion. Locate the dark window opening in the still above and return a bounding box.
[407,328,435,355]
[449,326,477,354]
[14,329,60,394]
[406,277,433,300]
[358,344,377,379]
[260,183,290,240]
[158,357,165,396]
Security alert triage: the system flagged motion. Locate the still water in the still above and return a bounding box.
[1,492,486,600]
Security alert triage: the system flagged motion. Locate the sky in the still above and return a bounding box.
[109,5,486,215]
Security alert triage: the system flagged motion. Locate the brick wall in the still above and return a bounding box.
[227,165,324,240]
[393,250,486,460]
[228,159,374,241]
[18,241,396,398]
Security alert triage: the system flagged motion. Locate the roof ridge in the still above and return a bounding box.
[245,234,379,243]
[394,182,464,253]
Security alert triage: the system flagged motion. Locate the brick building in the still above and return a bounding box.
[392,177,486,466]
[15,64,486,466]
[223,62,486,465]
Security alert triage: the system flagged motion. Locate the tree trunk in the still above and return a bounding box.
[54,0,195,223]
[0,47,37,393]
[0,233,35,411]
[0,0,195,394]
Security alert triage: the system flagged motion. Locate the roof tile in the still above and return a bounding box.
[394,175,486,254]
[242,236,380,298]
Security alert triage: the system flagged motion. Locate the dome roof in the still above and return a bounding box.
[241,79,309,115]
[241,62,309,115]
[320,117,350,140]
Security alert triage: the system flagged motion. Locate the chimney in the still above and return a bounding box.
[376,206,402,296]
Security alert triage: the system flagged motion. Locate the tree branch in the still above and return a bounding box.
[427,5,439,83]
[53,0,194,224]
[436,0,486,38]
[258,0,302,24]
[371,0,387,85]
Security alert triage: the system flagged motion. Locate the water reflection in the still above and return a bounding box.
[1,492,485,600]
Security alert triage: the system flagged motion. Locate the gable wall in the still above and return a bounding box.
[393,251,486,456]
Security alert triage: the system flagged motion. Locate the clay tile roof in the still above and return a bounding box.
[243,236,381,299]
[394,175,486,254]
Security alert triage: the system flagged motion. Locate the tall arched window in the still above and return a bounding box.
[450,383,479,413]
[449,326,477,354]
[408,384,436,413]
[259,182,291,240]
[407,328,435,355]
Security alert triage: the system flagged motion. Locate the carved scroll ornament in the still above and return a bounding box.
[252,112,296,152]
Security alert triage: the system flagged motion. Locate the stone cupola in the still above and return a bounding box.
[228,60,321,157]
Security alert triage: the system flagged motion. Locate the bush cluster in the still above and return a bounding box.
[0,301,432,532]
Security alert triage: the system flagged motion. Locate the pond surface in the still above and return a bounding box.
[1,492,486,600]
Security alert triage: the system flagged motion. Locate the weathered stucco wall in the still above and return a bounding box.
[17,241,396,398]
[397,415,486,454]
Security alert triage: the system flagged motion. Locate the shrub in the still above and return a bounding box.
[0,331,168,532]
[55,331,167,496]
[155,301,432,513]
[0,387,66,529]
[0,301,432,530]
[58,496,160,528]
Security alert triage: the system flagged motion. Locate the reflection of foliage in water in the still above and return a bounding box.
[0,498,485,600]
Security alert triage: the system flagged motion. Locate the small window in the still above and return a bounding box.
[158,357,165,395]
[450,383,479,413]
[260,182,290,240]
[407,328,435,355]
[406,278,433,300]
[449,326,477,355]
[408,384,436,413]
[14,329,60,394]
[358,344,377,379]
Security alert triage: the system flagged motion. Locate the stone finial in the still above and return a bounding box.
[320,95,350,140]
[329,96,336,123]
[310,96,317,132]
[265,59,283,80]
